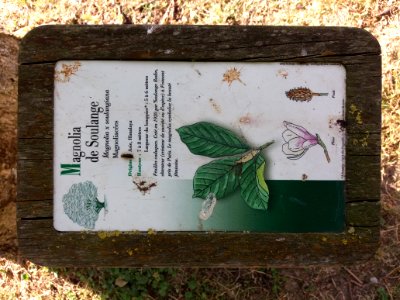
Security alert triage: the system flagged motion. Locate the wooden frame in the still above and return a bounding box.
[17,25,381,267]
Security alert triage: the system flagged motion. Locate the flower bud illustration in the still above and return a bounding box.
[199,193,217,220]
[282,121,330,163]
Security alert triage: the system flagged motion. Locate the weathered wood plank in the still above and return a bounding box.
[18,138,52,160]
[20,26,380,64]
[18,64,54,139]
[346,155,380,201]
[19,64,54,99]
[18,98,53,138]
[347,133,380,156]
[346,201,380,227]
[17,25,381,266]
[17,200,53,219]
[17,218,379,267]
[17,160,52,201]
[345,61,381,134]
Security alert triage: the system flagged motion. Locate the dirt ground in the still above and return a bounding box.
[0,33,18,254]
[0,1,398,297]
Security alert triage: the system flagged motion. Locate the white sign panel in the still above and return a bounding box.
[54,61,346,232]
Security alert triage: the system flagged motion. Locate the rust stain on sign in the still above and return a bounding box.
[209,98,222,113]
[277,69,288,79]
[239,114,252,124]
[222,67,245,86]
[133,177,157,194]
[55,61,81,82]
[237,113,263,127]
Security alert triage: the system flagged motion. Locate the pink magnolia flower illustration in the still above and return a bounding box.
[282,121,330,163]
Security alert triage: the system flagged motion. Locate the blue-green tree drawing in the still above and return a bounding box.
[62,181,107,229]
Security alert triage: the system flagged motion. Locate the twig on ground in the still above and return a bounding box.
[350,279,362,287]
[347,282,353,300]
[343,267,363,285]
[251,269,268,275]
[385,266,400,278]
[331,278,337,289]
[234,269,241,283]
[376,7,397,19]
[336,290,345,300]
[383,280,393,300]
[283,273,303,281]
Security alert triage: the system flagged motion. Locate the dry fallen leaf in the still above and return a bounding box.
[114,277,128,288]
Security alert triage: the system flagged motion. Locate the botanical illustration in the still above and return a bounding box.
[62,181,107,229]
[176,122,273,211]
[282,121,330,163]
[198,193,217,220]
[285,87,328,102]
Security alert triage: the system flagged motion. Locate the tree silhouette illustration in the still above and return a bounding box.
[62,181,106,229]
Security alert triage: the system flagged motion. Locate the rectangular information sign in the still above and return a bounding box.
[18,26,381,266]
[54,61,346,232]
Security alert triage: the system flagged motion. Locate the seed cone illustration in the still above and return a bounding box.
[285,87,328,102]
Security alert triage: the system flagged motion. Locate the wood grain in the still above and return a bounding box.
[17,218,379,267]
[17,25,381,266]
[20,26,380,63]
[346,201,380,227]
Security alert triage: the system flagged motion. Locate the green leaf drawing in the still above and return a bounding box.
[177,121,273,214]
[240,155,269,211]
[176,122,250,158]
[193,157,241,199]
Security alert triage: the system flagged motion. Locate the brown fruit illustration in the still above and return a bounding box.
[285,87,328,102]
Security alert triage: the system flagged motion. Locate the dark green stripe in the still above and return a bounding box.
[202,180,345,233]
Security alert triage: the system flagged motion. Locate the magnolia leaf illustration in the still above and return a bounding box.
[176,122,250,158]
[193,157,241,199]
[177,121,274,214]
[240,155,269,211]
